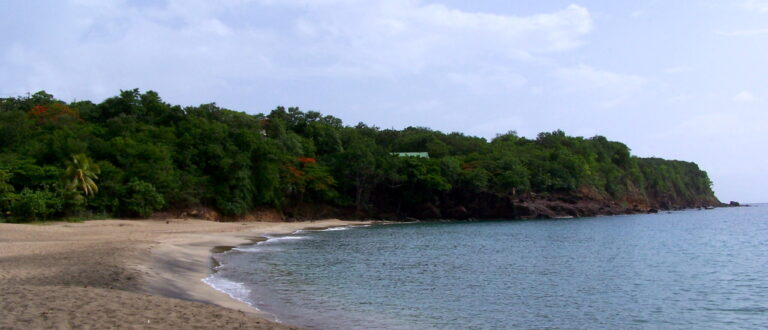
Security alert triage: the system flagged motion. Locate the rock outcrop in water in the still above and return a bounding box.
[280,177,722,221]
[357,187,722,221]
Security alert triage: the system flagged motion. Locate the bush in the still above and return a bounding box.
[0,192,17,219]
[87,160,124,215]
[62,188,87,216]
[121,179,165,218]
[0,170,15,217]
[10,188,63,221]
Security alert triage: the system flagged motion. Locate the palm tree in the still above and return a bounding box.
[64,154,100,197]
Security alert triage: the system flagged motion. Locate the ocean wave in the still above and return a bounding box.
[233,246,284,253]
[229,235,312,253]
[201,275,256,309]
[262,235,310,243]
[315,224,371,231]
[321,227,351,231]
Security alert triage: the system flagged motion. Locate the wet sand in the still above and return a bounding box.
[0,218,372,329]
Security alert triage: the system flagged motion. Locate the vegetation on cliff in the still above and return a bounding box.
[0,90,719,221]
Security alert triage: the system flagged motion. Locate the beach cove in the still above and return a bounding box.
[210,207,768,329]
[0,218,371,329]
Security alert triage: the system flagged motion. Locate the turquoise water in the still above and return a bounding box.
[207,205,768,329]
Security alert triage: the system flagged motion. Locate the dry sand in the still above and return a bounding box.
[0,218,373,329]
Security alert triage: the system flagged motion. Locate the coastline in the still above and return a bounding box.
[143,219,376,321]
[0,218,373,329]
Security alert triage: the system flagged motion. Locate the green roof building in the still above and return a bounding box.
[391,152,429,158]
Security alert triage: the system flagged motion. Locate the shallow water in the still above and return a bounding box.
[208,206,768,329]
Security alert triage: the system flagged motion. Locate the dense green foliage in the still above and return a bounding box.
[0,90,717,221]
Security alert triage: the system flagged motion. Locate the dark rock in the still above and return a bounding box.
[524,203,558,219]
[556,195,579,204]
[548,203,579,217]
[416,203,442,219]
[729,201,741,207]
[445,206,470,220]
[512,204,534,218]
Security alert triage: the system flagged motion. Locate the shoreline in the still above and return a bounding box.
[142,219,376,323]
[0,218,373,329]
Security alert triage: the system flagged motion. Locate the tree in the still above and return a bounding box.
[335,131,379,211]
[64,154,100,198]
[11,188,63,221]
[0,89,722,219]
[121,179,165,218]
[0,170,16,216]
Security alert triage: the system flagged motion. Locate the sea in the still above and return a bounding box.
[204,205,768,329]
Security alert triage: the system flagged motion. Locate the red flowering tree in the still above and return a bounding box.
[28,103,81,124]
[282,157,336,203]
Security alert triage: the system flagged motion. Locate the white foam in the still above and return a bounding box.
[263,235,308,243]
[203,271,284,323]
[201,275,257,309]
[233,246,283,253]
[228,234,311,253]
[321,227,350,231]
[233,246,256,252]
[211,258,224,270]
[311,224,371,232]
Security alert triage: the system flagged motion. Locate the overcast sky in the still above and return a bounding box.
[1,0,766,202]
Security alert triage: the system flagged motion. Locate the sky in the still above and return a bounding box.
[1,0,766,203]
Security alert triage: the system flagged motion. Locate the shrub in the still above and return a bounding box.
[0,170,15,217]
[62,188,86,216]
[11,188,63,221]
[121,179,165,218]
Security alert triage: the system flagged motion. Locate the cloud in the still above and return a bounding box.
[667,93,694,104]
[644,110,768,202]
[734,91,757,102]
[556,64,648,107]
[466,115,525,138]
[283,1,593,75]
[0,0,594,103]
[630,9,647,18]
[1,0,280,103]
[664,66,694,73]
[745,0,768,13]
[717,28,768,36]
[446,67,527,95]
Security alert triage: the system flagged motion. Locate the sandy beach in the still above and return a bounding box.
[0,218,372,329]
